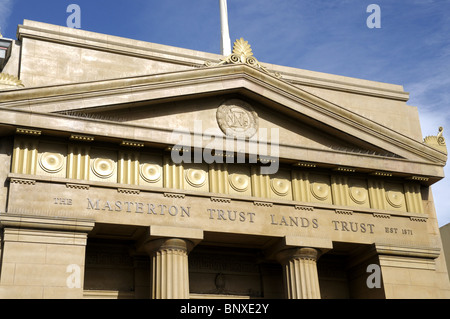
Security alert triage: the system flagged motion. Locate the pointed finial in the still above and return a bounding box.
[205,38,282,79]
[424,126,447,154]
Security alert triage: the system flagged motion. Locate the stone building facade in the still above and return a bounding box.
[0,20,449,299]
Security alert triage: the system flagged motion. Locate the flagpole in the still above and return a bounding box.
[219,0,232,56]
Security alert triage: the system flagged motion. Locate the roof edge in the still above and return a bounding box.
[17,20,409,102]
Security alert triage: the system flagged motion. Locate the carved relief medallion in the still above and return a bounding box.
[310,181,330,201]
[186,168,207,188]
[348,179,368,205]
[386,190,404,208]
[229,173,250,192]
[92,158,115,178]
[349,186,368,205]
[216,99,258,139]
[385,183,405,209]
[39,152,64,173]
[271,178,290,196]
[140,163,161,183]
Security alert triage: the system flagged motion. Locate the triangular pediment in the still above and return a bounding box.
[0,63,446,179]
[57,93,399,160]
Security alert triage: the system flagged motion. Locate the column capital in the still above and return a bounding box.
[144,237,195,255]
[276,247,321,264]
[136,225,203,255]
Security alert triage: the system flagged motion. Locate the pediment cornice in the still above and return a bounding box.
[0,63,446,178]
[17,20,409,102]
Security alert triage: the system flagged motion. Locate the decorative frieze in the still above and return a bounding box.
[9,138,428,216]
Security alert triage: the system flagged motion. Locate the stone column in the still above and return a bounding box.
[277,247,321,299]
[145,238,192,299]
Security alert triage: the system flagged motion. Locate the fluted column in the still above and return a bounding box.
[277,247,321,299]
[145,238,192,299]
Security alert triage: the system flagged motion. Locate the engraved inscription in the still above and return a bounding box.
[54,197,73,205]
[208,208,255,223]
[385,227,413,235]
[39,195,418,240]
[331,220,375,234]
[86,198,191,217]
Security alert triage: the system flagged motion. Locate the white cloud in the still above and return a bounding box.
[0,0,14,36]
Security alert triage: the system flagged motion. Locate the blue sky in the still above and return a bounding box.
[1,0,450,225]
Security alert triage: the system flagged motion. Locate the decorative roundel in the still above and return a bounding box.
[386,190,404,208]
[349,186,368,205]
[271,178,290,196]
[185,169,207,188]
[310,182,330,201]
[229,173,250,192]
[140,163,161,183]
[92,158,115,178]
[39,152,64,173]
[216,99,258,139]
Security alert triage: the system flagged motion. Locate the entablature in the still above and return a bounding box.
[8,132,432,218]
[1,111,445,184]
